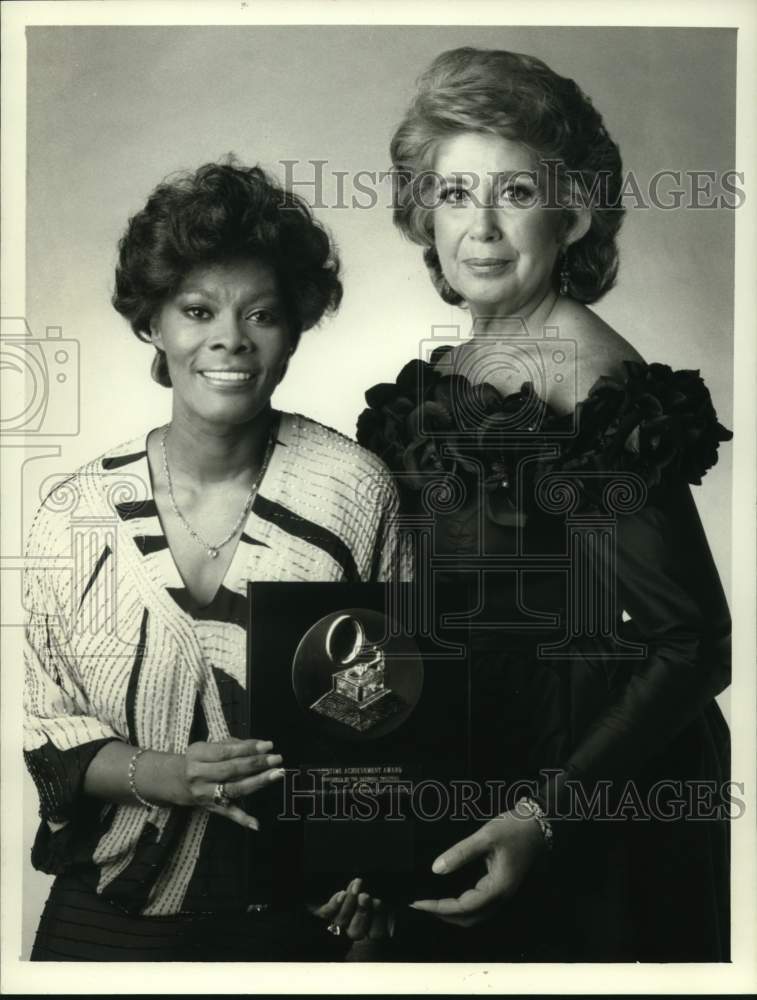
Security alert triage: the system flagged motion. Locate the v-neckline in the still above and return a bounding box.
[141,415,281,613]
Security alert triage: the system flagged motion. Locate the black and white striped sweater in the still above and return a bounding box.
[23,412,406,915]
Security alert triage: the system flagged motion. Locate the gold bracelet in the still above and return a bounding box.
[128,748,158,809]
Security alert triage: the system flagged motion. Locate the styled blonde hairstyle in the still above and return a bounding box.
[390,47,625,305]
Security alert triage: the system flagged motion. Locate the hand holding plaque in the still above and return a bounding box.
[246,582,473,906]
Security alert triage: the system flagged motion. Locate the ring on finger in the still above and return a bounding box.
[326,923,342,936]
[213,782,232,808]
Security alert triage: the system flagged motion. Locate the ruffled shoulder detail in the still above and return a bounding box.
[565,361,732,487]
[356,358,731,508]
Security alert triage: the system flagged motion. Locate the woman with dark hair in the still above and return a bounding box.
[358,48,732,961]
[24,160,402,960]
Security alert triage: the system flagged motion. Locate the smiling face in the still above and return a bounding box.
[432,132,572,322]
[149,257,292,433]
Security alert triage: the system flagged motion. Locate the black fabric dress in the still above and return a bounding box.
[357,356,732,962]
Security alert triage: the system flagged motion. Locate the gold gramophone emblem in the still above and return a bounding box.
[309,613,401,732]
[327,615,389,709]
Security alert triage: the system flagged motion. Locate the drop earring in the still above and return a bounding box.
[559,249,570,297]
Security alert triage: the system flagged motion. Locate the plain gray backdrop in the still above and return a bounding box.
[21,25,736,958]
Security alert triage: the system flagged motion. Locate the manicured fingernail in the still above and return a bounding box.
[335,891,345,903]
[248,817,260,831]
[432,857,448,874]
[256,740,274,752]
[265,754,283,766]
[358,893,370,908]
[269,768,285,781]
[350,877,362,894]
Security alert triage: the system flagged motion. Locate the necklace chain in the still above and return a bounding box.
[160,418,277,559]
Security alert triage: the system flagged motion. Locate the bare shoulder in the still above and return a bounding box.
[435,300,646,415]
[551,299,645,408]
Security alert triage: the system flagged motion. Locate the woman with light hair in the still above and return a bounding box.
[358,47,731,961]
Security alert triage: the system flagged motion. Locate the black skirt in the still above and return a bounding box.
[31,872,351,962]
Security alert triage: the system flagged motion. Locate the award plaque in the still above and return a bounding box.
[244,581,475,905]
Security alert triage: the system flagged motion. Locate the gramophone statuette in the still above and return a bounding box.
[310,614,403,732]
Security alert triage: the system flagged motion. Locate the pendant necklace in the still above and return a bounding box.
[160,418,277,559]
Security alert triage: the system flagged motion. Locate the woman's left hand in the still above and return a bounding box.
[309,877,393,941]
[409,806,547,927]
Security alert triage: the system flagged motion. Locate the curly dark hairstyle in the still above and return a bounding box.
[113,158,342,386]
[390,47,625,306]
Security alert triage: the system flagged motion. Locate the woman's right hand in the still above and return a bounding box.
[84,738,285,831]
[173,737,285,830]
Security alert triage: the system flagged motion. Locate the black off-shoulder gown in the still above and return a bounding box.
[357,358,731,962]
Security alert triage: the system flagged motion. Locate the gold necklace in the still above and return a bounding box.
[160,418,277,559]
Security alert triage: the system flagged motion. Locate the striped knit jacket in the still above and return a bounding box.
[23,412,407,916]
